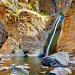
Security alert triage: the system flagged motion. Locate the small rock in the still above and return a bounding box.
[41,65,48,69]
[40,71,47,74]
[16,65,30,69]
[69,61,75,65]
[0,67,10,71]
[24,63,29,66]
[2,67,10,70]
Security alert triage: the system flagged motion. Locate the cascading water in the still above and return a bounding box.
[45,15,64,56]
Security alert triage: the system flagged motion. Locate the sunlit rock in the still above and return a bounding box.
[49,67,72,75]
[57,0,75,53]
[41,52,70,67]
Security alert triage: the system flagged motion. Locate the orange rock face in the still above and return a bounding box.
[57,0,75,53]
[0,2,52,55]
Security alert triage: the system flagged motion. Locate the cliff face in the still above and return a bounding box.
[0,0,74,55]
[57,0,75,53]
[19,0,66,15]
[0,21,8,48]
[0,0,54,55]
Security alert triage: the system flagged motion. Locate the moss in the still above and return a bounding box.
[4,1,11,7]
[37,12,46,17]
[51,13,56,18]
[60,10,64,16]
[39,12,46,16]
[66,74,72,75]
[13,8,20,17]
[26,3,33,10]
[15,47,22,50]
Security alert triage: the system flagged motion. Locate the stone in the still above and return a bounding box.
[40,71,47,74]
[0,67,10,71]
[41,65,48,69]
[69,60,75,65]
[49,67,72,75]
[41,52,70,67]
[2,67,10,70]
[16,65,30,69]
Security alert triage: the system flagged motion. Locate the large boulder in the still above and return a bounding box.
[49,67,72,75]
[41,52,70,67]
[0,1,53,56]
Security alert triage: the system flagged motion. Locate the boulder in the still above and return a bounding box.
[41,52,70,67]
[49,67,72,75]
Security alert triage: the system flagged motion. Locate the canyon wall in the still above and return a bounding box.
[57,0,75,53]
[0,0,54,55]
[0,0,74,55]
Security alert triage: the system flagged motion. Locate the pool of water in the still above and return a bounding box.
[0,56,75,75]
[0,56,49,75]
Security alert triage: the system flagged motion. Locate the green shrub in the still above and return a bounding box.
[60,10,64,16]
[39,12,46,16]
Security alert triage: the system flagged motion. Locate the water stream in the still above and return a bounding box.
[45,15,64,56]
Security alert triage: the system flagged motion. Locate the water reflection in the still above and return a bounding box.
[1,56,75,75]
[0,56,47,75]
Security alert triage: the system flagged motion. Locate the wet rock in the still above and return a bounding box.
[41,52,70,67]
[10,64,29,75]
[69,61,75,65]
[24,63,29,66]
[0,66,9,71]
[49,67,72,75]
[16,65,30,69]
[41,65,48,69]
[2,57,11,61]
[40,71,47,74]
[2,67,10,70]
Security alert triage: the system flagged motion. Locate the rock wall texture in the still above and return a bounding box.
[57,0,75,53]
[0,0,54,55]
[0,21,8,48]
[0,0,74,55]
[19,0,66,15]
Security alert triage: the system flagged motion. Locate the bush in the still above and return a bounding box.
[60,10,64,16]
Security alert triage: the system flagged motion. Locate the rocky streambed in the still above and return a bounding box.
[0,53,75,75]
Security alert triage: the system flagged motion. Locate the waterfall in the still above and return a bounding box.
[45,15,64,56]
